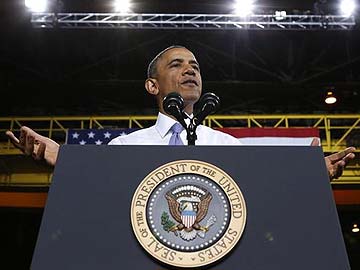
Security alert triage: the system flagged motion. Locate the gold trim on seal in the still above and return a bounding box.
[131,160,247,268]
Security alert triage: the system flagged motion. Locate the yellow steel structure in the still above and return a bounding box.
[0,114,359,186]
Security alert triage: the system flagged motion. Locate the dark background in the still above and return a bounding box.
[1,0,360,269]
[1,0,360,116]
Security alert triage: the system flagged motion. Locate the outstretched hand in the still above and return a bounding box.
[6,126,60,166]
[311,137,356,180]
[325,147,356,180]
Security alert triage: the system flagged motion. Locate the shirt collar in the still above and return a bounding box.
[155,112,192,138]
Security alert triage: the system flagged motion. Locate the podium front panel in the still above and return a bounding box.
[31,145,350,270]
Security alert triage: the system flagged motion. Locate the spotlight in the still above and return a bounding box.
[325,91,337,104]
[275,10,287,20]
[25,0,48,12]
[233,0,255,17]
[339,0,356,17]
[352,224,359,233]
[114,0,132,13]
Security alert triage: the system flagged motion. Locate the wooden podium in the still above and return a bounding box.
[31,145,350,269]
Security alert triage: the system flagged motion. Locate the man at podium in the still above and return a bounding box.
[5,45,356,180]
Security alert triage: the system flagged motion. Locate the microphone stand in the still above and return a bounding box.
[186,119,197,146]
[163,92,220,146]
[186,92,220,145]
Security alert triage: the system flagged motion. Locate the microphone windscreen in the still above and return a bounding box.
[197,92,220,113]
[163,92,184,114]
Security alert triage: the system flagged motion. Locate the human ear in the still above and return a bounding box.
[145,78,159,96]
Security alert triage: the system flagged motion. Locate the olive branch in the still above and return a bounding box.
[161,211,175,232]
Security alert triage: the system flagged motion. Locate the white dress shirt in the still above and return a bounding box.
[108,112,242,145]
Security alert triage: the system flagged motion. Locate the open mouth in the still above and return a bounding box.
[181,79,198,86]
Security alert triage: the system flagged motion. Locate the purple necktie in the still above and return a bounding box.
[168,123,184,145]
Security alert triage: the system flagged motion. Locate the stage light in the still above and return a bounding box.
[233,0,255,17]
[25,0,48,12]
[114,0,132,13]
[325,91,337,104]
[352,224,359,233]
[339,0,356,17]
[275,11,287,20]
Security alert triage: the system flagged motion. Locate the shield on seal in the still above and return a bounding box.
[181,210,196,228]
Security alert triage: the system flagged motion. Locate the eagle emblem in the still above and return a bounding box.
[162,185,216,241]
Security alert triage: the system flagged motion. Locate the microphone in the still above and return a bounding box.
[162,92,187,128]
[193,92,220,126]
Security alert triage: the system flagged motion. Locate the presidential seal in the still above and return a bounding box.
[131,160,247,268]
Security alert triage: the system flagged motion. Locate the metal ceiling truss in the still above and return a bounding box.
[1,114,360,152]
[31,13,356,30]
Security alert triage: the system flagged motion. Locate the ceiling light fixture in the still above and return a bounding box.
[340,0,356,17]
[25,0,48,12]
[114,0,132,13]
[233,0,255,17]
[325,91,337,104]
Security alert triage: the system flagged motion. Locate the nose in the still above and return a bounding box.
[183,66,196,76]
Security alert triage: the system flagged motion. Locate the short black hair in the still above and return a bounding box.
[147,45,187,78]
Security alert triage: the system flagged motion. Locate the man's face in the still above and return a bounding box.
[152,47,202,114]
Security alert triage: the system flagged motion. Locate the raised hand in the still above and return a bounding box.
[6,126,60,166]
[325,147,356,180]
[311,137,355,180]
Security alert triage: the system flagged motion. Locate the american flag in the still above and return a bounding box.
[66,128,138,145]
[66,127,319,145]
[217,127,319,146]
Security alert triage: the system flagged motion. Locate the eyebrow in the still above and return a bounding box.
[167,58,200,68]
[167,58,183,66]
